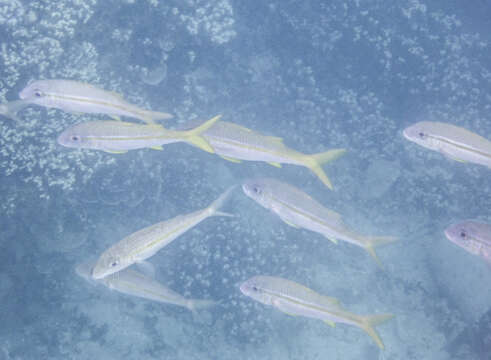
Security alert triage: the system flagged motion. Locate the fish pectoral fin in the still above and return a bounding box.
[220,155,242,163]
[445,153,467,163]
[109,115,122,121]
[150,145,164,151]
[324,320,336,327]
[110,91,126,101]
[104,149,128,154]
[267,162,282,168]
[281,218,300,229]
[265,135,285,145]
[273,298,297,316]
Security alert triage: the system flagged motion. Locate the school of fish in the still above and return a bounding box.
[1,78,489,351]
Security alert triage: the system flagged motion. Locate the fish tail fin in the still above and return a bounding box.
[362,236,398,268]
[358,313,394,350]
[183,115,221,153]
[302,149,346,190]
[141,110,174,124]
[187,299,218,315]
[0,100,29,122]
[207,185,236,217]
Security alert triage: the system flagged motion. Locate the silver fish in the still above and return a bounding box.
[57,115,221,154]
[19,79,173,123]
[76,260,216,312]
[240,275,394,350]
[92,187,235,279]
[444,220,491,263]
[242,177,397,266]
[201,121,345,190]
[403,121,491,168]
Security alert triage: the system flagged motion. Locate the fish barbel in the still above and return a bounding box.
[201,121,345,190]
[242,177,397,266]
[240,275,394,350]
[57,115,222,154]
[91,186,235,279]
[444,220,491,263]
[19,79,173,123]
[76,260,216,312]
[403,121,491,168]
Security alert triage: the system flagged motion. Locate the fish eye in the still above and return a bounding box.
[459,230,467,239]
[418,132,426,139]
[70,135,80,142]
[33,89,43,97]
[252,285,258,291]
[253,186,261,194]
[110,260,119,268]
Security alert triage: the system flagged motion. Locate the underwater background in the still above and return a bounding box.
[0,0,490,359]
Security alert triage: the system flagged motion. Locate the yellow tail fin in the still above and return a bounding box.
[302,149,346,190]
[358,313,394,350]
[183,115,221,153]
[363,236,398,268]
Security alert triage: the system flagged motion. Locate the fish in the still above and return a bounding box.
[240,275,394,350]
[19,79,173,123]
[444,220,491,263]
[92,186,235,279]
[76,259,216,312]
[57,115,222,154]
[242,177,397,266]
[0,99,31,122]
[200,121,345,190]
[403,121,491,168]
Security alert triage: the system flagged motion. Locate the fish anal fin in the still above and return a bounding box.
[281,218,300,229]
[324,320,336,327]
[110,115,121,121]
[267,162,282,168]
[150,145,164,151]
[104,149,128,154]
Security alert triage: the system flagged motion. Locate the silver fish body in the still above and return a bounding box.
[403,121,491,168]
[242,177,397,265]
[19,79,173,123]
[444,220,491,262]
[57,115,221,154]
[76,260,215,312]
[240,275,393,350]
[202,121,345,189]
[92,187,234,279]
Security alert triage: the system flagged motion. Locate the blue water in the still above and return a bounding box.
[0,1,490,359]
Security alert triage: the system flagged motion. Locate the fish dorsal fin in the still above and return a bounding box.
[150,145,164,151]
[265,135,285,144]
[325,208,343,222]
[280,217,300,229]
[109,90,126,101]
[321,295,341,308]
[324,320,336,327]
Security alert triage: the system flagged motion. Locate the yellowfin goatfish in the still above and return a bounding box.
[240,275,394,350]
[57,115,222,154]
[76,260,216,313]
[200,121,345,190]
[19,79,173,123]
[444,220,491,264]
[403,121,491,168]
[242,178,397,266]
[92,187,235,279]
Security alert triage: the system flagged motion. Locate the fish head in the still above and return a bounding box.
[239,276,274,305]
[57,123,94,149]
[91,251,127,279]
[403,121,440,151]
[242,178,274,209]
[19,80,51,104]
[444,221,481,253]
